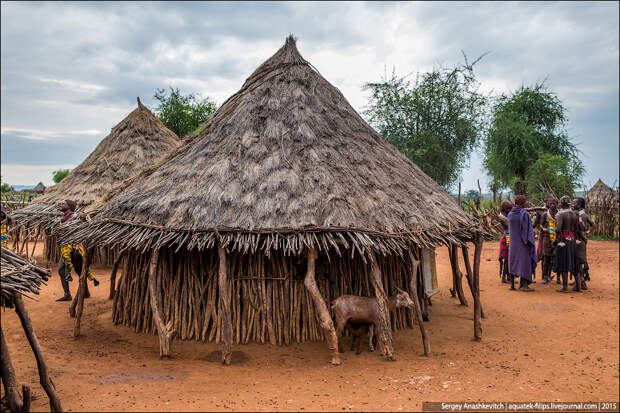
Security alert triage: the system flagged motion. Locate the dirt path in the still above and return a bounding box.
[2,241,618,411]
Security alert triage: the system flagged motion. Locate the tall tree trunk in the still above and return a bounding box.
[14,295,63,412]
[303,248,340,365]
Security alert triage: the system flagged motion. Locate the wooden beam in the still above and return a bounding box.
[148,248,176,358]
[14,295,63,412]
[218,245,233,365]
[0,326,24,413]
[472,235,483,340]
[461,245,485,318]
[73,248,92,338]
[449,245,468,306]
[370,252,395,361]
[408,251,430,356]
[303,248,340,365]
[108,251,124,300]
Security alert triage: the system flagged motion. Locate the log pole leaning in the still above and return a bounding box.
[461,245,485,318]
[14,295,63,412]
[108,251,124,300]
[407,251,430,356]
[218,244,233,365]
[472,235,483,340]
[303,248,340,365]
[370,252,394,361]
[0,326,24,413]
[449,245,468,306]
[73,248,92,338]
[148,248,176,357]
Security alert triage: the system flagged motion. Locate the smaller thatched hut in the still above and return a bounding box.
[31,182,46,195]
[1,247,62,412]
[10,99,180,265]
[584,179,619,238]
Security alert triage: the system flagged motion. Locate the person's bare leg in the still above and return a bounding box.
[56,261,72,301]
[557,272,569,292]
[509,273,516,290]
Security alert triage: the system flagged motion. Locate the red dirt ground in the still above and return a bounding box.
[2,241,618,411]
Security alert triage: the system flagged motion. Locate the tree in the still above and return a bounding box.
[465,189,480,203]
[363,54,488,189]
[1,176,13,193]
[153,87,217,139]
[52,169,71,184]
[525,153,581,202]
[482,82,584,196]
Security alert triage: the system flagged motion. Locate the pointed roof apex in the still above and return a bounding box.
[137,96,143,107]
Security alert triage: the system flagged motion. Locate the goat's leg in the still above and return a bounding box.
[355,334,362,355]
[368,324,375,352]
[335,318,346,353]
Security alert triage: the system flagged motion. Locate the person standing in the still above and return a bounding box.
[497,201,513,284]
[572,197,596,290]
[508,195,537,291]
[554,196,581,293]
[1,210,13,248]
[539,197,558,284]
[56,199,99,301]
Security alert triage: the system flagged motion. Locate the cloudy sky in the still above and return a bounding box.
[1,1,618,192]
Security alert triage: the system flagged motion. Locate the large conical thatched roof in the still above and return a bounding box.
[68,36,476,256]
[584,179,619,210]
[12,100,180,228]
[32,182,46,194]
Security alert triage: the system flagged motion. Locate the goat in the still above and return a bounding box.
[332,287,415,354]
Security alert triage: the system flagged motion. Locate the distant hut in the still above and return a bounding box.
[10,99,180,265]
[1,247,62,412]
[65,36,484,364]
[584,179,619,237]
[32,182,46,194]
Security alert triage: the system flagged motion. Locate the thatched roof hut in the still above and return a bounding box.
[10,100,180,263]
[31,182,46,194]
[584,179,619,211]
[64,36,483,364]
[0,247,62,412]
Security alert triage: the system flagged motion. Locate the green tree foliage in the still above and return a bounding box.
[52,169,71,184]
[525,153,581,202]
[363,55,488,189]
[153,87,217,139]
[1,176,13,193]
[482,82,584,196]
[465,189,480,202]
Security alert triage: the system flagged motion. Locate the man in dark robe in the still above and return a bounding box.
[508,195,537,291]
[554,196,581,293]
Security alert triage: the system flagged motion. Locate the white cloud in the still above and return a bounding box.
[1,163,76,186]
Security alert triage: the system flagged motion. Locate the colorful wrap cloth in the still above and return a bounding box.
[1,224,7,247]
[498,231,509,260]
[60,242,96,282]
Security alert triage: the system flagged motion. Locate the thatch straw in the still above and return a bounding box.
[10,100,180,230]
[64,36,477,256]
[584,179,619,212]
[1,247,50,308]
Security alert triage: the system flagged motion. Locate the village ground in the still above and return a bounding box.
[2,241,618,412]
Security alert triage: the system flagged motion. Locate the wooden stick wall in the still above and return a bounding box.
[112,248,421,345]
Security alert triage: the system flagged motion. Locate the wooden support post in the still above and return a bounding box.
[461,245,485,318]
[0,327,24,413]
[303,248,340,365]
[148,248,176,358]
[472,235,483,340]
[370,252,394,361]
[73,248,92,338]
[14,295,63,412]
[408,251,430,356]
[218,245,233,365]
[449,245,468,306]
[108,251,124,300]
